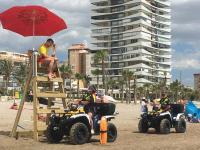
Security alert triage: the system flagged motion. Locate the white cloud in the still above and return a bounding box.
[172,49,200,70]
[43,0,90,12]
[173,59,200,69]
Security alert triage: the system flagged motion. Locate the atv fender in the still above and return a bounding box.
[70,114,90,121]
[65,114,91,132]
[174,113,185,121]
[159,112,172,122]
[104,115,115,120]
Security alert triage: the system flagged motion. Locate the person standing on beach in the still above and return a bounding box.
[141,97,148,114]
[38,38,58,79]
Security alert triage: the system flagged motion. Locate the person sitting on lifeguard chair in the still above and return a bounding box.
[38,38,58,79]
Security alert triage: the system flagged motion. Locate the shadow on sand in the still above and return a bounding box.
[133,130,177,135]
[0,131,10,136]
[39,136,100,145]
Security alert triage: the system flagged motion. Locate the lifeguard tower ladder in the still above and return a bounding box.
[10,50,67,141]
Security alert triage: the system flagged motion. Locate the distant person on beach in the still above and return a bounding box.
[141,97,148,114]
[190,113,199,123]
[38,38,58,79]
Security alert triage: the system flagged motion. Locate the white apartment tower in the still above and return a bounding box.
[90,0,171,85]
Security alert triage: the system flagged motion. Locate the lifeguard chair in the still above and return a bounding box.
[11,50,68,141]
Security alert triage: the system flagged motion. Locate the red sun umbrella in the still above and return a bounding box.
[0,5,67,36]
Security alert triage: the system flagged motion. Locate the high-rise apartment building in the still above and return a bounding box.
[90,0,171,86]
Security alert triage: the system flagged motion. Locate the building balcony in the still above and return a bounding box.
[91,19,170,34]
[91,0,139,10]
[153,0,170,7]
[142,0,170,13]
[91,11,170,27]
[124,63,153,70]
[91,34,170,47]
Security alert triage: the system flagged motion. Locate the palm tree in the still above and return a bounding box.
[170,80,181,102]
[122,70,136,104]
[137,86,145,100]
[151,83,159,99]
[13,63,28,92]
[75,73,83,98]
[91,69,101,90]
[122,70,128,103]
[94,50,108,93]
[83,75,91,87]
[107,79,116,97]
[182,87,193,100]
[143,83,151,98]
[59,64,73,100]
[118,79,125,103]
[0,59,14,95]
[127,71,134,104]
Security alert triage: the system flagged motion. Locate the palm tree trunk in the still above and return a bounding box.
[102,59,108,94]
[69,77,72,101]
[125,79,128,104]
[144,88,147,98]
[121,84,124,103]
[128,80,131,104]
[133,78,137,104]
[97,75,99,91]
[77,80,79,98]
[6,77,9,95]
[111,86,114,97]
[102,60,105,88]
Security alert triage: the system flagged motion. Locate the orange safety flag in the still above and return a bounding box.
[100,116,107,144]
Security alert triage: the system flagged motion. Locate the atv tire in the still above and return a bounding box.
[107,123,117,142]
[69,122,90,145]
[155,125,160,133]
[138,119,148,133]
[46,124,63,143]
[160,119,170,134]
[175,118,186,133]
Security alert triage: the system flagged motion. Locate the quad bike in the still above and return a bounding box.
[46,103,117,145]
[138,104,186,134]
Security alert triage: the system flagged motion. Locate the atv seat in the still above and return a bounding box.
[170,104,184,117]
[94,103,116,116]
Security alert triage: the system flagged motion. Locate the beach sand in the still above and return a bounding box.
[0,101,200,150]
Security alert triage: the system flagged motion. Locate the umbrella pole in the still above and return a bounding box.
[32,17,39,140]
[32,17,38,77]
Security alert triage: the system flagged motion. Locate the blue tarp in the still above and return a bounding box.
[185,101,200,119]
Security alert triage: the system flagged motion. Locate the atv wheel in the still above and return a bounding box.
[155,125,160,133]
[107,123,117,142]
[46,125,63,143]
[138,119,148,133]
[69,122,90,145]
[160,119,170,134]
[175,118,186,133]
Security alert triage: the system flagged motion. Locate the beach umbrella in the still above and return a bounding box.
[0,5,67,75]
[0,5,67,36]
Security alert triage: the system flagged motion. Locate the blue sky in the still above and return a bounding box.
[0,0,200,87]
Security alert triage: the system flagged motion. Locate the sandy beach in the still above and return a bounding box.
[0,101,200,150]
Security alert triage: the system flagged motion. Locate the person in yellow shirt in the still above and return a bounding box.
[38,38,57,79]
